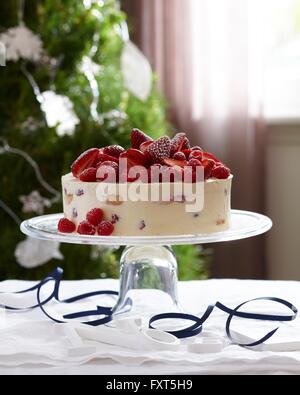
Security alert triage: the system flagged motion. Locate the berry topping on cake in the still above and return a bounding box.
[120,148,149,167]
[131,128,153,149]
[77,221,96,235]
[98,221,114,236]
[163,158,187,168]
[173,152,186,161]
[212,165,231,179]
[58,218,76,233]
[103,145,125,158]
[170,133,190,156]
[188,158,202,168]
[71,148,99,178]
[146,136,171,164]
[69,128,231,184]
[79,167,97,182]
[86,208,104,226]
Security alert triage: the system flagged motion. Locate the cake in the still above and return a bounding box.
[58,129,232,236]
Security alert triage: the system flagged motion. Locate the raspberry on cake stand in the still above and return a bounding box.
[21,210,272,320]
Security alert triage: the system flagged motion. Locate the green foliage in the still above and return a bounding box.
[0,0,209,281]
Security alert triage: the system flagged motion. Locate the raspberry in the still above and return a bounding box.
[71,148,99,178]
[131,129,153,149]
[173,152,186,161]
[86,208,104,226]
[58,218,76,233]
[103,145,125,158]
[146,137,171,164]
[98,221,114,236]
[79,167,97,182]
[77,221,96,235]
[211,165,231,179]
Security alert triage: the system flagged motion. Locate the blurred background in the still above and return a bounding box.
[0,0,299,281]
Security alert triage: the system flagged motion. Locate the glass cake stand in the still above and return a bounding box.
[21,210,272,318]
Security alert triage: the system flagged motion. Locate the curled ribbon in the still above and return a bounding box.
[0,267,298,347]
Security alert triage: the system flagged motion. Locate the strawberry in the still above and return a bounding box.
[97,161,119,182]
[211,165,231,179]
[170,133,190,156]
[189,150,203,160]
[140,140,154,152]
[182,149,192,159]
[58,218,76,233]
[98,221,114,236]
[120,149,149,168]
[202,159,215,179]
[202,151,222,164]
[188,158,202,168]
[98,153,119,164]
[103,145,125,158]
[131,129,153,149]
[192,146,203,151]
[71,148,99,178]
[77,221,96,235]
[163,158,187,168]
[146,136,171,164]
[79,167,97,182]
[86,208,104,226]
[173,152,186,161]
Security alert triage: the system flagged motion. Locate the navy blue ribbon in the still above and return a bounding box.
[0,267,298,347]
[0,267,117,326]
[150,298,298,347]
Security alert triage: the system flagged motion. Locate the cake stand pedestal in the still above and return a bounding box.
[21,210,272,319]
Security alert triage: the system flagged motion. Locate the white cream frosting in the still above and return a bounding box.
[62,173,232,236]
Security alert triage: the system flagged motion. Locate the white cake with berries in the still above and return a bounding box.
[58,130,232,236]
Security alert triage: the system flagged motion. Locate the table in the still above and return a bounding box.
[1,278,300,375]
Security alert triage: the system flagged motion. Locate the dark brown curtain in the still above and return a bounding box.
[123,0,267,279]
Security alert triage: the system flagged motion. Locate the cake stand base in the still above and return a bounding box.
[112,245,182,318]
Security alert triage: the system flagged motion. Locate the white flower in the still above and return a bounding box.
[19,190,51,215]
[0,23,44,62]
[121,41,152,101]
[15,237,63,269]
[41,91,80,137]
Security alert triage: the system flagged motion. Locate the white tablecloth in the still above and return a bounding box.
[1,278,300,375]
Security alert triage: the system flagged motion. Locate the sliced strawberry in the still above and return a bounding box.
[211,165,231,179]
[163,158,187,168]
[182,149,192,159]
[202,159,215,179]
[192,146,203,151]
[98,153,119,164]
[97,161,119,182]
[58,218,76,233]
[170,133,190,155]
[77,221,96,235]
[189,150,203,160]
[146,136,171,164]
[71,148,99,178]
[140,140,153,152]
[103,145,125,158]
[131,128,153,149]
[173,152,186,161]
[79,167,97,182]
[202,151,222,164]
[98,221,114,236]
[86,208,104,227]
[120,149,149,167]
